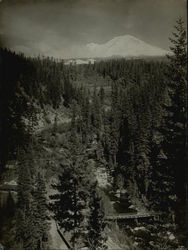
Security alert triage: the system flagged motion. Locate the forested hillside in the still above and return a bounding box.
[0,18,187,249]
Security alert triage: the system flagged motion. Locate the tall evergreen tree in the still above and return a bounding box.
[87,183,107,250]
[91,85,102,131]
[162,17,187,227]
[34,173,50,249]
[16,158,38,249]
[16,151,49,250]
[50,163,87,248]
[50,123,91,249]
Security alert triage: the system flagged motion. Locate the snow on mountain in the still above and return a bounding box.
[64,58,95,65]
[85,35,170,58]
[10,34,170,61]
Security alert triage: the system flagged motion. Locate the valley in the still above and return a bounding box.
[0,18,187,250]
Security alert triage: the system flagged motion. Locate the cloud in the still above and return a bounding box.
[0,0,186,58]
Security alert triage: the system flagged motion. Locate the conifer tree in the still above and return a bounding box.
[50,123,90,249]
[91,85,102,131]
[16,151,50,250]
[162,17,187,226]
[16,159,38,249]
[34,173,50,249]
[50,163,86,249]
[99,86,105,105]
[87,183,107,250]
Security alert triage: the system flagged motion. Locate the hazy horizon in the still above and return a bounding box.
[0,0,186,58]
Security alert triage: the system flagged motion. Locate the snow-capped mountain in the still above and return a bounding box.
[85,35,169,58]
[64,58,95,65]
[10,34,170,62]
[64,35,170,63]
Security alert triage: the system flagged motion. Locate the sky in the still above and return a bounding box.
[0,0,187,58]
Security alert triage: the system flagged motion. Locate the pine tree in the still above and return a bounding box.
[16,159,38,249]
[34,173,50,249]
[50,163,87,249]
[99,86,105,105]
[162,17,187,227]
[105,82,121,170]
[16,151,50,250]
[87,184,107,250]
[91,85,102,131]
[50,126,90,249]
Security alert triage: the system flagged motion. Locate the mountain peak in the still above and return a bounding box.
[85,35,170,58]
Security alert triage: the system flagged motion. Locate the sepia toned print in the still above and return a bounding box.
[0,0,187,249]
